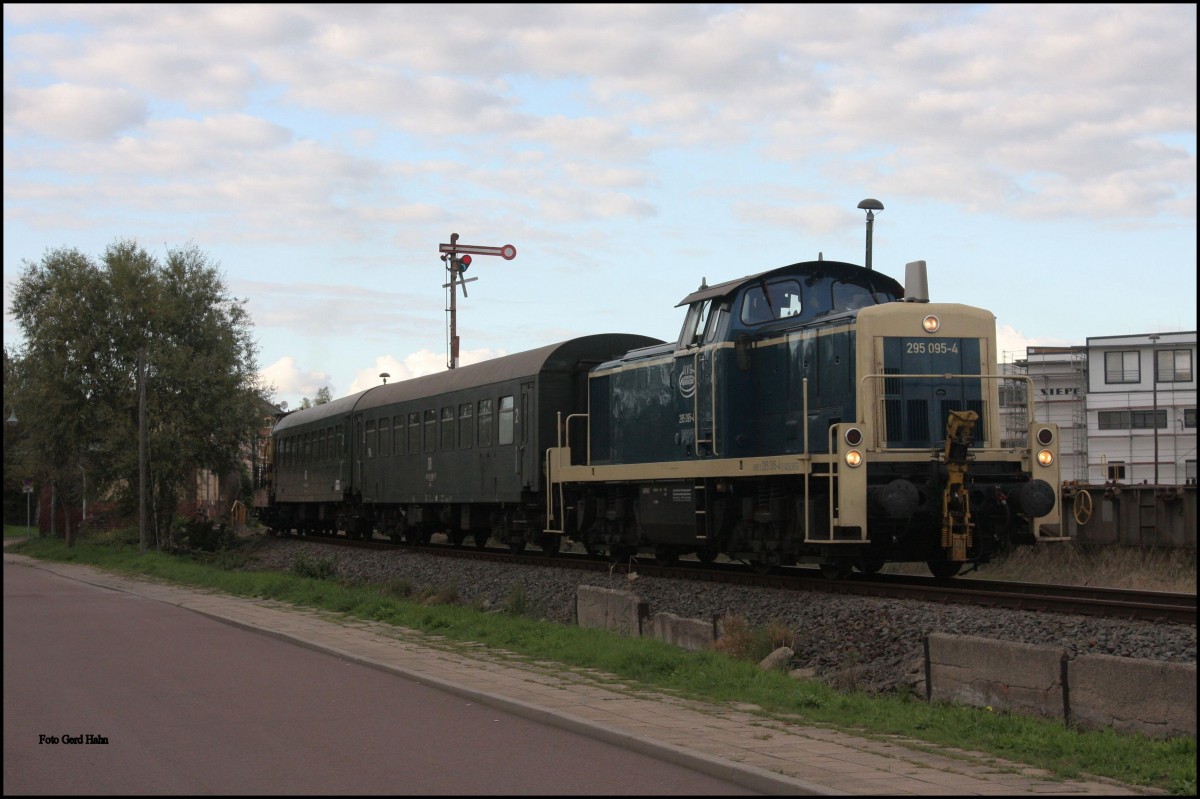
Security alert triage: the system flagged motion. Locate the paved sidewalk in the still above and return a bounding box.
[4,550,1162,796]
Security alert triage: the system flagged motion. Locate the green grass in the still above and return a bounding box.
[6,528,1195,795]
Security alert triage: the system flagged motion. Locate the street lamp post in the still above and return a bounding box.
[1149,334,1160,485]
[857,199,884,271]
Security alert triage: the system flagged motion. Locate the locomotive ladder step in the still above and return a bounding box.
[694,479,708,539]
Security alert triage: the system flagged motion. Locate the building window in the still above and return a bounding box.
[1107,461,1126,481]
[1156,349,1193,383]
[1186,459,1197,483]
[1100,410,1167,430]
[1130,410,1167,429]
[1185,408,1197,429]
[1104,351,1139,384]
[498,395,515,445]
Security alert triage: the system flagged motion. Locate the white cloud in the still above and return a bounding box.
[3,83,146,141]
[259,356,332,402]
[346,348,507,395]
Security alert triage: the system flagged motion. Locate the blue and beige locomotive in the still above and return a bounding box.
[543,258,1061,578]
[258,256,1061,578]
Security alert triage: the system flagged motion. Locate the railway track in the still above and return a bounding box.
[274,532,1196,626]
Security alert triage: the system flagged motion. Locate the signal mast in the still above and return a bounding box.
[438,233,517,369]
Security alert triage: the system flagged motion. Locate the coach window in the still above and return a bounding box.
[379,417,390,457]
[459,402,473,449]
[478,399,493,447]
[408,412,420,454]
[365,420,376,459]
[424,410,436,453]
[316,429,325,462]
[393,415,404,455]
[498,395,515,445]
[440,406,454,450]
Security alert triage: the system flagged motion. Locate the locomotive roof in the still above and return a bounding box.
[273,333,661,433]
[675,260,903,307]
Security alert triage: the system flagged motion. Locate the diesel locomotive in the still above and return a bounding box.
[256,256,1062,578]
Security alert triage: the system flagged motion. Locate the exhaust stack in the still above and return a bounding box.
[904,260,929,302]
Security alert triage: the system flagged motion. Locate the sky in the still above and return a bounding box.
[3,4,1196,410]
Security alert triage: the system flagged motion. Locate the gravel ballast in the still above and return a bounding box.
[242,535,1197,694]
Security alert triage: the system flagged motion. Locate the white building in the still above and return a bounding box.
[1086,332,1196,485]
[1003,347,1088,482]
[999,331,1196,486]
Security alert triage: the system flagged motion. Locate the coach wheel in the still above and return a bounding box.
[1072,490,1094,526]
[695,548,719,565]
[449,530,467,547]
[473,532,489,548]
[927,560,963,579]
[818,559,852,580]
[654,546,679,567]
[509,541,527,555]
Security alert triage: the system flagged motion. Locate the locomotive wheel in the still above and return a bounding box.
[855,558,885,574]
[1072,490,1094,526]
[818,560,852,580]
[927,560,964,579]
[654,546,679,567]
[751,559,775,575]
[539,535,561,556]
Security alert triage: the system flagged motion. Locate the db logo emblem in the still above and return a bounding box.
[678,365,696,399]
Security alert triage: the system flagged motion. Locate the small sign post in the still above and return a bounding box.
[439,233,518,369]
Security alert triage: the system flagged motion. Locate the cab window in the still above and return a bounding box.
[741,279,801,325]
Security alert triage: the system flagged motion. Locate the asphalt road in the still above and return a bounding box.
[3,559,755,795]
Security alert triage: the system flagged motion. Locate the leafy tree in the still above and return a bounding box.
[8,240,269,549]
[297,386,332,410]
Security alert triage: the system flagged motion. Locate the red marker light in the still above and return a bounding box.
[458,254,472,272]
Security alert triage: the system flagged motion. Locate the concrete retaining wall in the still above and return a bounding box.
[926,634,1066,721]
[927,633,1195,738]
[575,588,1195,739]
[1069,653,1196,739]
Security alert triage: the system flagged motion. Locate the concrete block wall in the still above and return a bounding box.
[575,588,1195,739]
[927,633,1195,739]
[926,633,1066,721]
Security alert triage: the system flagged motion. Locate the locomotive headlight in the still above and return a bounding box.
[845,449,863,467]
[922,315,940,333]
[1037,449,1055,467]
[844,427,863,446]
[1036,427,1054,446]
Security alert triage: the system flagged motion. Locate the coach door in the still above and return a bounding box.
[351,413,363,493]
[518,382,536,488]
